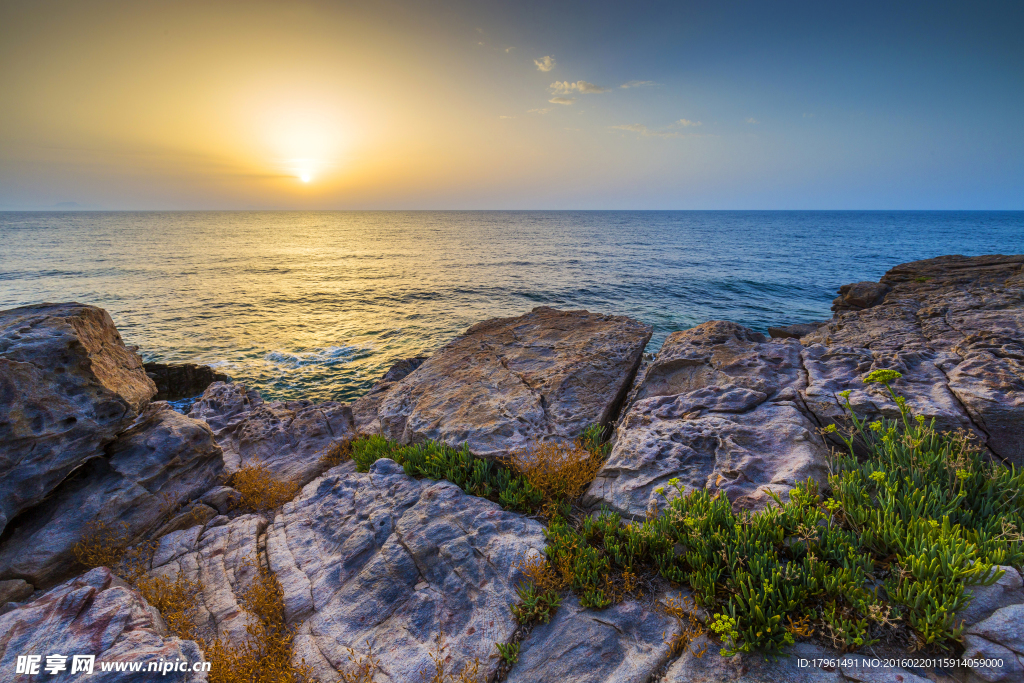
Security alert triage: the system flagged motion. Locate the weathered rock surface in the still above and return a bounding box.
[150,514,266,644]
[377,307,652,459]
[804,255,1024,464]
[585,322,830,517]
[958,565,1024,629]
[767,322,826,339]
[506,594,679,683]
[0,402,224,587]
[144,362,228,401]
[350,356,427,434]
[267,458,546,682]
[0,567,207,682]
[0,303,157,538]
[831,281,892,314]
[189,381,354,488]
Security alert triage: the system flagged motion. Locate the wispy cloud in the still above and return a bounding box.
[677,119,702,127]
[620,80,657,88]
[528,108,552,114]
[499,115,516,119]
[550,80,610,95]
[746,117,759,124]
[505,47,515,53]
[611,123,690,138]
[534,56,556,72]
[548,96,575,105]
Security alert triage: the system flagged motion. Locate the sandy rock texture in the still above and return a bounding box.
[377,306,652,459]
[189,381,354,488]
[0,303,157,539]
[350,356,426,433]
[0,567,207,682]
[0,402,224,588]
[267,458,546,683]
[585,321,830,517]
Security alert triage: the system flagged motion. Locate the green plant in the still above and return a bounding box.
[511,583,562,624]
[495,641,520,665]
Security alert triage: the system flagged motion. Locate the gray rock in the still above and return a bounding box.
[150,503,218,540]
[663,637,844,682]
[200,486,242,514]
[149,514,267,644]
[0,567,207,682]
[0,303,157,538]
[831,281,892,313]
[144,362,229,401]
[0,403,224,587]
[959,566,1024,628]
[506,594,679,683]
[190,382,354,488]
[377,307,652,460]
[767,322,827,339]
[961,635,1024,682]
[267,458,546,682]
[0,578,33,604]
[350,356,427,434]
[585,322,830,518]
[968,603,1024,655]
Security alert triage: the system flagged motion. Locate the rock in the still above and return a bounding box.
[958,566,1024,628]
[961,635,1024,682]
[831,281,892,313]
[266,458,546,682]
[767,322,827,339]
[0,403,224,587]
[350,356,427,434]
[0,303,157,538]
[0,578,33,604]
[377,307,652,459]
[585,322,830,518]
[189,382,354,488]
[968,603,1024,655]
[803,255,1024,464]
[200,486,242,514]
[144,362,229,401]
[149,515,266,644]
[506,594,679,683]
[150,503,218,541]
[0,567,207,682]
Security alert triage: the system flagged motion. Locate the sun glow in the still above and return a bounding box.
[300,173,312,183]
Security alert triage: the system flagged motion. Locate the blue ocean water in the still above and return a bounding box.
[2,211,1022,402]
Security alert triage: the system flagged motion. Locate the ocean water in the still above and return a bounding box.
[2,211,1022,403]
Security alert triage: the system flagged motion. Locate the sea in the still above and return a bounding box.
[2,211,1022,403]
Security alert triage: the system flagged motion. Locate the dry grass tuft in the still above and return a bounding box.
[423,634,486,683]
[73,519,132,569]
[661,593,706,657]
[232,462,300,512]
[339,643,380,683]
[318,437,357,470]
[505,438,605,511]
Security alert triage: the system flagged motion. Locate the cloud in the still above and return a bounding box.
[677,119,702,127]
[528,108,552,114]
[548,96,575,105]
[550,80,610,95]
[499,115,516,119]
[534,56,556,71]
[505,47,515,53]
[611,123,682,138]
[620,80,656,88]
[746,117,759,124]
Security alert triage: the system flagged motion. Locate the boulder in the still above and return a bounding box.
[831,281,891,313]
[767,322,826,339]
[189,382,354,488]
[144,362,229,401]
[199,486,242,514]
[0,578,33,604]
[0,567,207,682]
[803,255,1024,464]
[585,322,830,518]
[0,303,157,538]
[149,514,267,644]
[958,566,1024,628]
[350,356,427,434]
[506,594,680,683]
[266,458,546,682]
[0,403,224,588]
[377,307,652,459]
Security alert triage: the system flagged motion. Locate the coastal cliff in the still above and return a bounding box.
[1,254,1023,682]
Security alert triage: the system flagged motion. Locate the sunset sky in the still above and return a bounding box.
[1,0,1021,210]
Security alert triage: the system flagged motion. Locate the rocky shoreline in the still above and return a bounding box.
[2,254,1023,682]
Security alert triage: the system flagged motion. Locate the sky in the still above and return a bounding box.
[0,0,1021,210]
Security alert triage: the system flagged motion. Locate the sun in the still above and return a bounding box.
[300,173,312,183]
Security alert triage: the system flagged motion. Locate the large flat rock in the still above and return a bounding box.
[190,381,354,488]
[0,403,224,588]
[266,459,546,682]
[0,303,157,538]
[0,567,207,682]
[377,306,652,459]
[803,255,1024,464]
[585,322,830,518]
